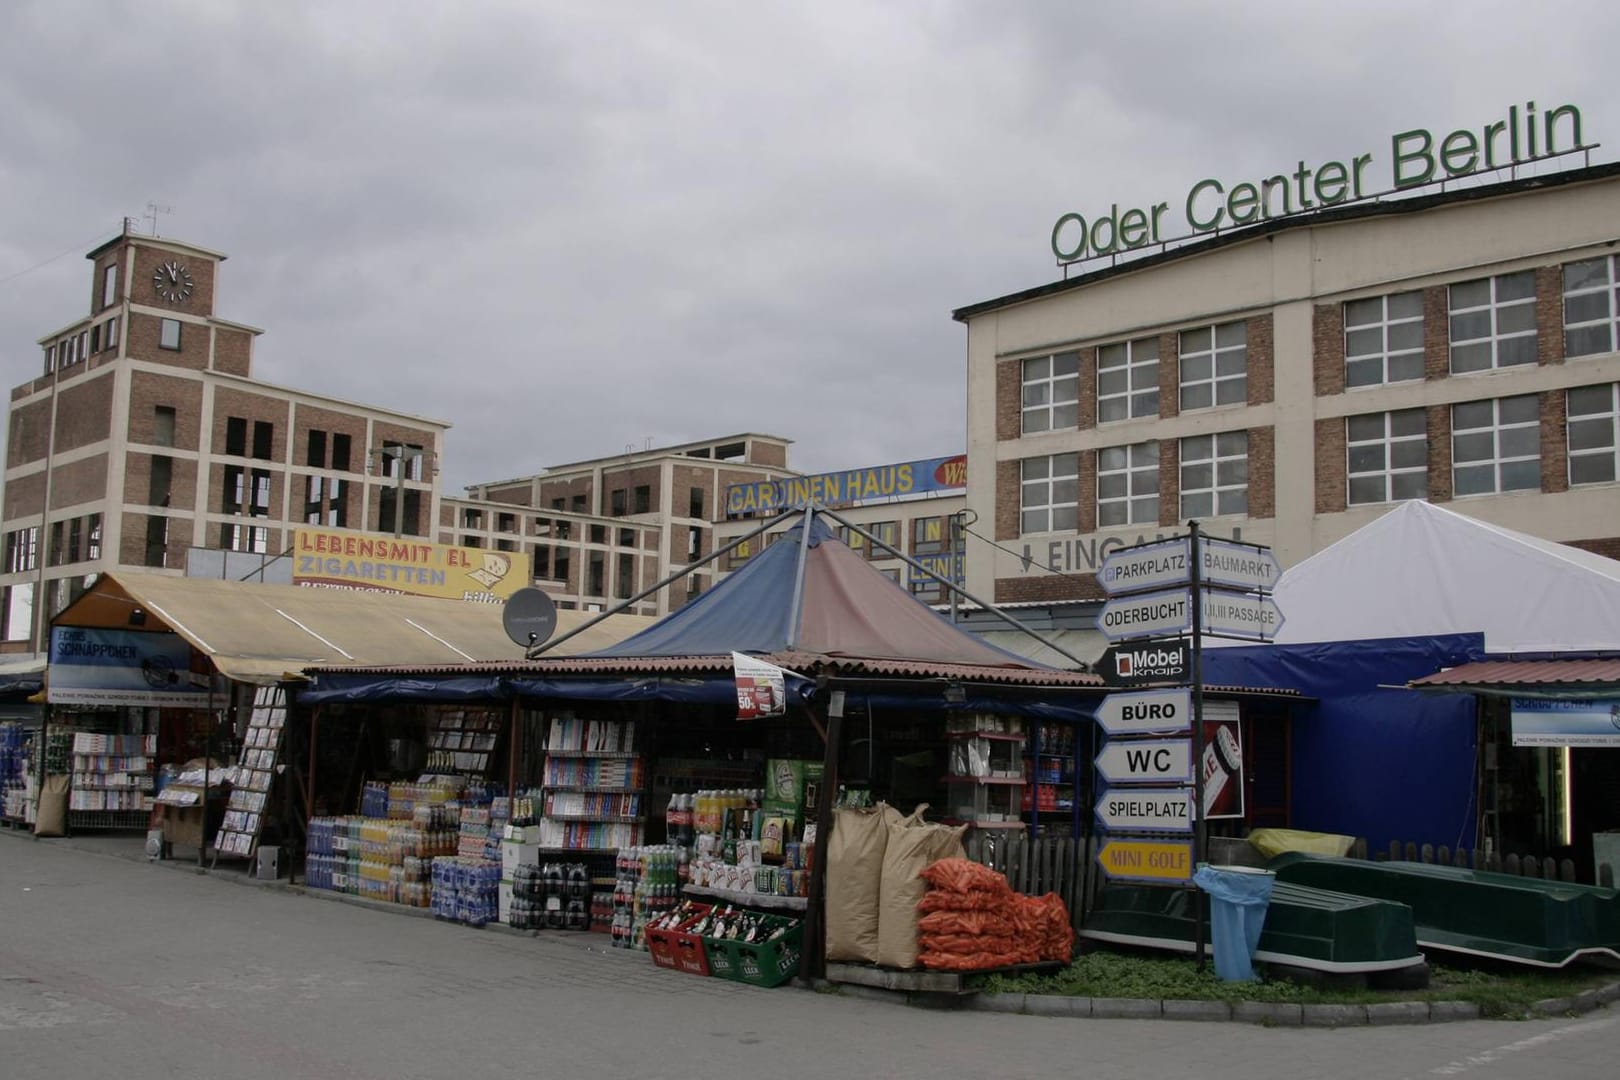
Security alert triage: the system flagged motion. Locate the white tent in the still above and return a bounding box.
[1264,501,1620,652]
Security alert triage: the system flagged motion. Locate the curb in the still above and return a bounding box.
[964,983,1620,1026]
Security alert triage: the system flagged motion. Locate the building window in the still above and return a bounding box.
[616,553,634,599]
[553,547,570,583]
[688,527,703,559]
[101,264,117,309]
[144,516,169,567]
[1344,291,1423,388]
[877,567,902,585]
[835,525,867,556]
[686,574,704,599]
[90,324,101,354]
[1021,352,1080,434]
[1567,384,1620,486]
[4,527,39,573]
[462,508,485,529]
[868,521,899,556]
[1452,395,1540,496]
[1179,432,1247,519]
[1020,453,1080,534]
[105,315,120,351]
[307,430,327,468]
[154,406,176,447]
[250,469,271,515]
[689,488,705,519]
[633,485,651,514]
[1347,409,1429,505]
[609,489,626,516]
[589,524,606,544]
[1098,442,1160,527]
[497,512,517,533]
[909,573,946,605]
[571,494,587,514]
[1563,256,1620,359]
[159,318,182,351]
[225,417,247,456]
[1097,338,1159,423]
[148,455,173,507]
[44,344,55,372]
[1178,322,1247,410]
[912,516,947,556]
[332,433,352,472]
[618,527,636,547]
[86,514,101,560]
[252,421,273,460]
[1449,271,1537,373]
[221,524,269,554]
[587,552,605,596]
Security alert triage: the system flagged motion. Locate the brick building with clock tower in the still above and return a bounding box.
[0,225,451,652]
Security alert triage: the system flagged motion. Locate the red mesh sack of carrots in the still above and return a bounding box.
[917,950,1010,971]
[1013,892,1075,963]
[917,888,1005,913]
[918,858,1014,897]
[916,908,1019,937]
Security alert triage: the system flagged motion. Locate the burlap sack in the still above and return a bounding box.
[825,803,903,963]
[876,818,966,969]
[34,775,69,838]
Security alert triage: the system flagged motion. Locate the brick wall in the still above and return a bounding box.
[291,403,369,471]
[750,441,788,467]
[129,312,209,371]
[211,387,291,460]
[213,327,253,376]
[995,459,1020,540]
[128,371,204,451]
[7,396,52,466]
[994,574,1100,603]
[1077,449,1098,534]
[1313,303,1345,396]
[1535,265,1564,367]
[601,464,662,513]
[1078,346,1098,430]
[1423,285,1450,381]
[1248,426,1276,519]
[539,476,596,513]
[673,464,714,520]
[1247,313,1275,406]
[996,357,1021,441]
[1314,417,1346,514]
[1540,388,1569,494]
[49,455,111,511]
[1567,537,1620,561]
[3,473,44,520]
[56,376,114,454]
[1157,440,1180,525]
[1157,331,1181,419]
[1427,403,1454,502]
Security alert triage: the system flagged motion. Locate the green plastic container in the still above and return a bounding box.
[733,917,804,988]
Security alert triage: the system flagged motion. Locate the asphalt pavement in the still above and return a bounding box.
[1,832,1617,1080]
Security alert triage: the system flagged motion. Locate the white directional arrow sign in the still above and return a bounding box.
[1095,688,1193,736]
[1098,537,1191,596]
[1198,536,1283,593]
[1095,786,1195,833]
[1200,588,1285,641]
[1094,738,1193,785]
[1096,588,1192,642]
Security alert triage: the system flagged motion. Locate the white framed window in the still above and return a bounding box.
[1452,395,1540,496]
[1567,383,1619,486]
[1178,322,1247,411]
[225,524,269,553]
[1449,271,1537,373]
[105,316,119,351]
[1020,453,1079,534]
[1097,337,1159,423]
[1097,441,1159,527]
[159,318,181,351]
[1347,409,1429,505]
[1021,352,1080,434]
[1344,291,1424,387]
[1179,431,1247,519]
[1562,256,1620,359]
[101,264,117,309]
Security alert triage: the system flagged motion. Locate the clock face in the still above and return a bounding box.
[152,259,194,303]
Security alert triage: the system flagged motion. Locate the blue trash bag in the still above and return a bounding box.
[1192,864,1276,982]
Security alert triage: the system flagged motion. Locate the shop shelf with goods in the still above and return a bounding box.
[0,722,34,826]
[67,729,157,830]
[425,707,503,776]
[536,712,647,851]
[943,715,1028,830]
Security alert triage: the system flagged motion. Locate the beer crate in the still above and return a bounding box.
[647,903,713,974]
[733,916,804,989]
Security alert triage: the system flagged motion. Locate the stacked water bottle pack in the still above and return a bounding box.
[509,862,592,931]
[431,857,500,927]
[0,723,29,822]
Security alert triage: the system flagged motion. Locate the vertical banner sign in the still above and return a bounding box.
[1198,701,1244,819]
[733,652,791,719]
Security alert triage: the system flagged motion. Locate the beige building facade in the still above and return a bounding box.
[1,229,449,651]
[957,163,1620,605]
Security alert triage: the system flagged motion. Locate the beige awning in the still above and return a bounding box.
[52,572,656,684]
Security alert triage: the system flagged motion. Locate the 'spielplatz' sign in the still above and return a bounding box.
[1052,101,1592,263]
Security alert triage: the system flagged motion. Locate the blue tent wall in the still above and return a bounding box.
[1200,634,1487,853]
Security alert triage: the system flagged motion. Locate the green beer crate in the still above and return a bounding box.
[701,934,743,981]
[733,916,804,989]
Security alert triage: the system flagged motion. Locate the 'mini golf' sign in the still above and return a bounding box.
[1052,101,1591,263]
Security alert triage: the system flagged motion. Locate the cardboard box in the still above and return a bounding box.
[501,840,540,874]
[499,880,513,923]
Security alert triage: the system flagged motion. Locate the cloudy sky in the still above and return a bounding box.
[3,1,1617,492]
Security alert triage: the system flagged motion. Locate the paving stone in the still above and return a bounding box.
[1532,996,1576,1016]
[1428,1000,1482,1022]
[1366,1001,1430,1025]
[1162,999,1233,1022]
[1090,997,1162,1019]
[1302,1003,1369,1027]
[1232,1001,1302,1026]
[1023,993,1088,1017]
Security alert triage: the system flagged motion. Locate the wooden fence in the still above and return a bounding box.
[962,831,1094,929]
[1350,838,1614,887]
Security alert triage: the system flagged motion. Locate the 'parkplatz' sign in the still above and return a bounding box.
[1098,537,1190,595]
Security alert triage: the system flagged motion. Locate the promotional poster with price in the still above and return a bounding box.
[1200,701,1244,819]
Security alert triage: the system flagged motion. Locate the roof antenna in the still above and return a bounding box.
[145,202,173,236]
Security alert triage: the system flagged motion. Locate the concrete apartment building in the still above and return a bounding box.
[956,159,1620,605]
[1,228,449,651]
[446,434,797,615]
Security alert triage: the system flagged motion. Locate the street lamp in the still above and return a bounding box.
[369,444,432,538]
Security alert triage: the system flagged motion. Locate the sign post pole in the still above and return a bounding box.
[1188,520,1207,971]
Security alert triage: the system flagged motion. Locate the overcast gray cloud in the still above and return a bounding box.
[3,1,1617,492]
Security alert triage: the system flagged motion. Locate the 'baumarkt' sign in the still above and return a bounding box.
[1052,101,1591,263]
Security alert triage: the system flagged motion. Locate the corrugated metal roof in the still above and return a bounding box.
[1410,657,1620,688]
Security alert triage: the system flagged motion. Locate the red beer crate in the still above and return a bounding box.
[647,903,713,975]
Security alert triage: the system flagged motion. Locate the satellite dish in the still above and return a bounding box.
[502,586,558,649]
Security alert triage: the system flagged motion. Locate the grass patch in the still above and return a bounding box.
[976,948,1616,1016]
